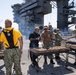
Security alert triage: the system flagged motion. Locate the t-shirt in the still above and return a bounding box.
[1,27,22,48]
[29,32,40,48]
[41,30,53,43]
[55,33,62,46]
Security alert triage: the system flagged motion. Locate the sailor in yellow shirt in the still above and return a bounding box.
[0,26,3,49]
[1,19,23,75]
[1,27,22,48]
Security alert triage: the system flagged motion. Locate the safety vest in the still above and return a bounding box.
[2,28,18,49]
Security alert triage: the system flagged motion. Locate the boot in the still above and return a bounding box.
[55,56,60,60]
[50,59,55,64]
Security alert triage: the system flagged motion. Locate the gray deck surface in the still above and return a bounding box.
[0,38,76,75]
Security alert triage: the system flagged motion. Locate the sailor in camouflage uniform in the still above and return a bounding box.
[1,19,23,75]
[41,26,55,64]
[54,28,62,59]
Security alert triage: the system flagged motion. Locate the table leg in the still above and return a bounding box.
[65,53,69,67]
[73,51,76,65]
[75,51,76,62]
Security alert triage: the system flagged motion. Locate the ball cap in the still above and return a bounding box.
[35,27,39,30]
[56,28,60,31]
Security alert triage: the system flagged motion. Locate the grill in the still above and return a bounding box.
[30,46,69,56]
[66,40,76,50]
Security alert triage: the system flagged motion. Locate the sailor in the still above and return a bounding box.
[41,26,55,65]
[65,30,76,65]
[54,28,63,59]
[48,25,54,33]
[29,27,40,69]
[1,19,23,75]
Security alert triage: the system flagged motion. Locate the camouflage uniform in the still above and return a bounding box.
[43,42,53,60]
[41,29,54,64]
[4,48,22,75]
[44,42,53,49]
[55,33,62,57]
[55,33,62,46]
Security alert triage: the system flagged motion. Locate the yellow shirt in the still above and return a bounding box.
[1,27,22,48]
[0,34,1,42]
[0,32,2,42]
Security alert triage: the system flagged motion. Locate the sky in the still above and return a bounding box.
[0,0,76,30]
[0,0,23,29]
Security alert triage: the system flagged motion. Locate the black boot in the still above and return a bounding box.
[44,56,47,64]
[44,58,47,64]
[44,60,47,64]
[55,56,60,60]
[50,59,55,64]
